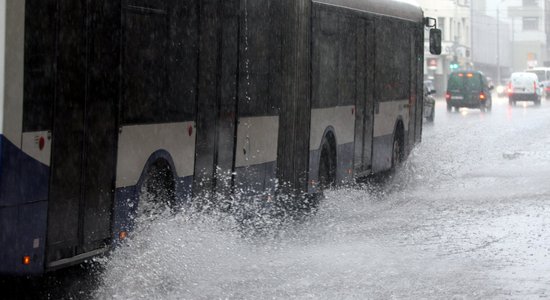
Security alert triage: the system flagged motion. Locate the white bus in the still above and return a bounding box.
[0,0,438,275]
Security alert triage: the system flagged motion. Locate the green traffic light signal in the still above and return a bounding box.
[450,61,459,70]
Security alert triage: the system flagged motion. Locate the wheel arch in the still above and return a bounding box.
[319,126,338,152]
[318,126,338,187]
[136,149,179,192]
[393,117,405,142]
[391,117,406,167]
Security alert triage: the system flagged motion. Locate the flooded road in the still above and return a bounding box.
[93,96,550,299]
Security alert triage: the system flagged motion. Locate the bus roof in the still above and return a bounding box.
[314,0,424,23]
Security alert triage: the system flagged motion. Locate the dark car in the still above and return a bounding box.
[423,80,436,122]
[445,71,493,112]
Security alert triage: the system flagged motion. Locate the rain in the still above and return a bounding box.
[89,99,550,299]
[2,0,550,299]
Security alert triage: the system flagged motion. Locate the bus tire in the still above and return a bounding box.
[137,159,177,219]
[391,123,404,170]
[318,132,337,190]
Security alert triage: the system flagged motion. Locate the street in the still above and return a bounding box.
[91,95,550,299]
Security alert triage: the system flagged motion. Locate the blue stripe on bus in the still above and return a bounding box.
[0,135,50,207]
[0,135,50,275]
[0,200,48,275]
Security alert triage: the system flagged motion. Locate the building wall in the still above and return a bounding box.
[486,0,549,70]
[419,0,473,94]
[472,13,512,82]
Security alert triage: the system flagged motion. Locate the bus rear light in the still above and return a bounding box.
[445,92,451,101]
[188,125,193,137]
[119,231,127,240]
[23,256,31,265]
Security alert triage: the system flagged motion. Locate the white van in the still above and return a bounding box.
[526,67,550,99]
[509,72,543,106]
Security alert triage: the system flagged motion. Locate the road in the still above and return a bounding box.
[91,95,550,299]
[4,95,550,299]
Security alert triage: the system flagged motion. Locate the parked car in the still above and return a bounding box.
[445,71,493,112]
[508,72,542,106]
[423,80,436,122]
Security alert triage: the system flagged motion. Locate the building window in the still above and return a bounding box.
[523,17,539,30]
[522,0,537,6]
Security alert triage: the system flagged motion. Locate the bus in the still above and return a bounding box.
[0,0,438,275]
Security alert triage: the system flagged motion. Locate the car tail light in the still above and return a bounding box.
[479,92,486,101]
[534,81,537,94]
[445,92,451,101]
[507,83,513,95]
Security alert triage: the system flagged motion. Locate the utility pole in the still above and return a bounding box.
[497,6,501,84]
[496,0,506,84]
[470,0,474,67]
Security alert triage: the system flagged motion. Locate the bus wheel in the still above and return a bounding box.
[391,126,404,170]
[137,159,176,220]
[318,133,337,190]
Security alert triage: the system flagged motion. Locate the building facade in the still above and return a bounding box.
[508,0,549,71]
[486,0,550,73]
[419,0,474,94]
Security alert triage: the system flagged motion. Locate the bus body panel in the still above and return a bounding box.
[308,106,355,190]
[314,0,423,23]
[233,116,279,196]
[193,0,238,198]
[0,0,25,147]
[116,122,197,189]
[45,0,121,266]
[0,0,426,275]
[0,201,48,275]
[372,100,409,172]
[0,134,49,275]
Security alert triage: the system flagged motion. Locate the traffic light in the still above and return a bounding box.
[450,60,459,71]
